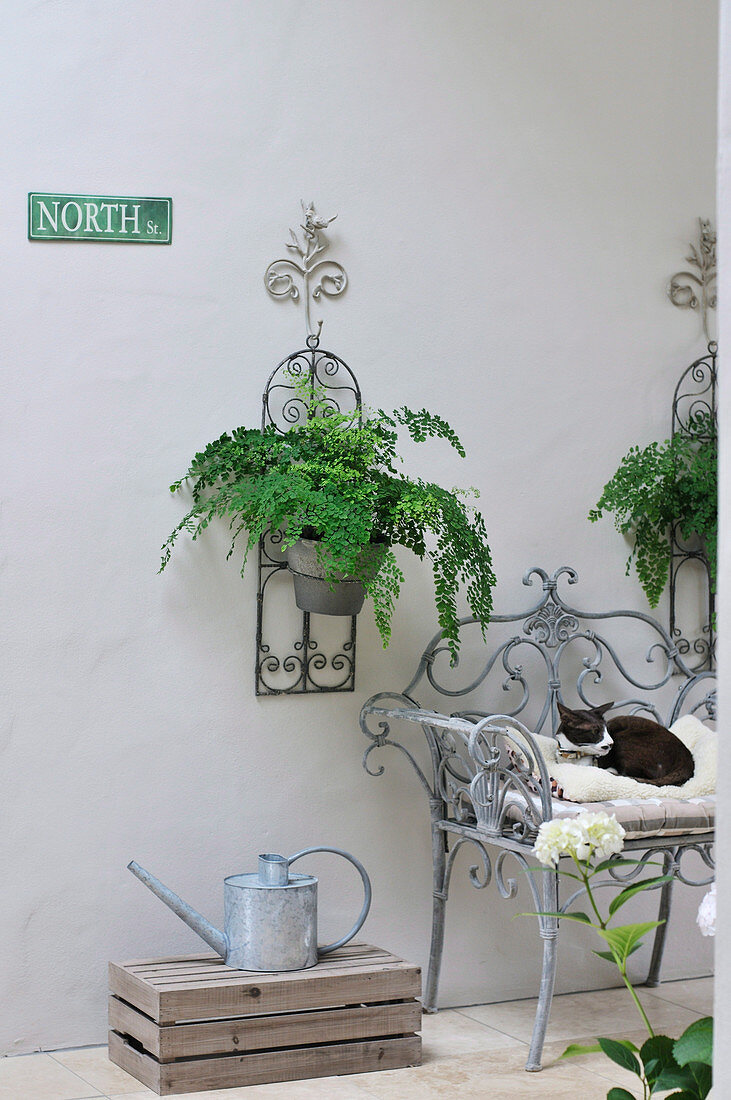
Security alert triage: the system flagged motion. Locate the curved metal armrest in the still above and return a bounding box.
[360,695,554,837]
[360,691,474,801]
[467,714,554,838]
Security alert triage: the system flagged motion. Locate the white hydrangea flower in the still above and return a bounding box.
[697,883,716,937]
[534,819,587,866]
[533,811,625,866]
[581,811,626,861]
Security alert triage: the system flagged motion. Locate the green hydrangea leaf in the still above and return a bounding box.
[598,1037,642,1076]
[673,1017,713,1068]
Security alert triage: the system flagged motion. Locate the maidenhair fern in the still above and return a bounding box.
[161,374,496,660]
[589,414,717,608]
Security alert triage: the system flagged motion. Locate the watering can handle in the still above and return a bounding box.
[287,846,372,956]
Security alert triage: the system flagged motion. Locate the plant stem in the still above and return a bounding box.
[574,852,655,1037]
[619,965,655,1037]
[574,854,606,928]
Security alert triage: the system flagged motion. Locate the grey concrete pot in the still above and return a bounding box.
[287,538,385,616]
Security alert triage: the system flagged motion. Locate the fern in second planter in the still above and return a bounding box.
[589,413,717,608]
[160,377,496,661]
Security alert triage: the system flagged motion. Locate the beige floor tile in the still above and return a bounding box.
[420,1008,523,1062]
[459,985,700,1044]
[0,1052,101,1100]
[643,975,714,1016]
[350,1049,615,1099]
[51,1047,152,1095]
[541,1026,655,1090]
[115,1080,369,1099]
[227,1077,376,1097]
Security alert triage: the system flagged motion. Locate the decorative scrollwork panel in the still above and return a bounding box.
[399,566,708,733]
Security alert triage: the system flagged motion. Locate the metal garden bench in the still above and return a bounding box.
[359,565,716,1070]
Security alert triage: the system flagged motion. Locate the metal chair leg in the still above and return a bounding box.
[423,805,448,1013]
[646,861,675,988]
[526,869,560,1071]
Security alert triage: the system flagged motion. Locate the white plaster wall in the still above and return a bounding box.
[0,0,718,1052]
[714,0,729,1080]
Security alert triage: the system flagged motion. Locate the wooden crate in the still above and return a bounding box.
[108,943,422,1095]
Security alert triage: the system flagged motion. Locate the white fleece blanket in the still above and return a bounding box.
[527,715,716,803]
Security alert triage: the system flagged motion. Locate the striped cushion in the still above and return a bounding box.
[546,794,715,839]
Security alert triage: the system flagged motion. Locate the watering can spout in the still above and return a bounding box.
[127,861,227,959]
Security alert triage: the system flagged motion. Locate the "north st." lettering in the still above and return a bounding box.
[36,199,141,235]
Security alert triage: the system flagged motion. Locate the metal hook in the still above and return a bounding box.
[306,320,323,349]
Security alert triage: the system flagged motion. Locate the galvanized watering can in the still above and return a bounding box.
[128,846,371,972]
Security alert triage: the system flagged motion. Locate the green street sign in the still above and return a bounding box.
[28,193,172,243]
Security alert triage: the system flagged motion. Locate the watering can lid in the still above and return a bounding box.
[225,853,317,890]
[225,871,316,890]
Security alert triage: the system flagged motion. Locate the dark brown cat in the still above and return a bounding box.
[556,701,695,786]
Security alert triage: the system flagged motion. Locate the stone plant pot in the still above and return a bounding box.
[286,538,385,616]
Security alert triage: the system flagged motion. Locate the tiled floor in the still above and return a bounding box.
[0,977,712,1099]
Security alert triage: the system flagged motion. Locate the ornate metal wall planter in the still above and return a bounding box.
[668,341,717,670]
[667,220,718,671]
[256,205,362,695]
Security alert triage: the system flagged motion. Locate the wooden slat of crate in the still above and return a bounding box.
[109,1030,422,1096]
[109,943,421,1025]
[110,993,422,1060]
[122,945,397,985]
[124,941,391,970]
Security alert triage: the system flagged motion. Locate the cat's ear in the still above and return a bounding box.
[593,701,614,716]
[557,702,573,720]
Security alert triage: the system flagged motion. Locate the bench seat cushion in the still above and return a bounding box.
[540,794,715,840]
[498,791,715,840]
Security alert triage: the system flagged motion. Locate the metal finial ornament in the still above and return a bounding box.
[265,201,348,338]
[667,218,717,341]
